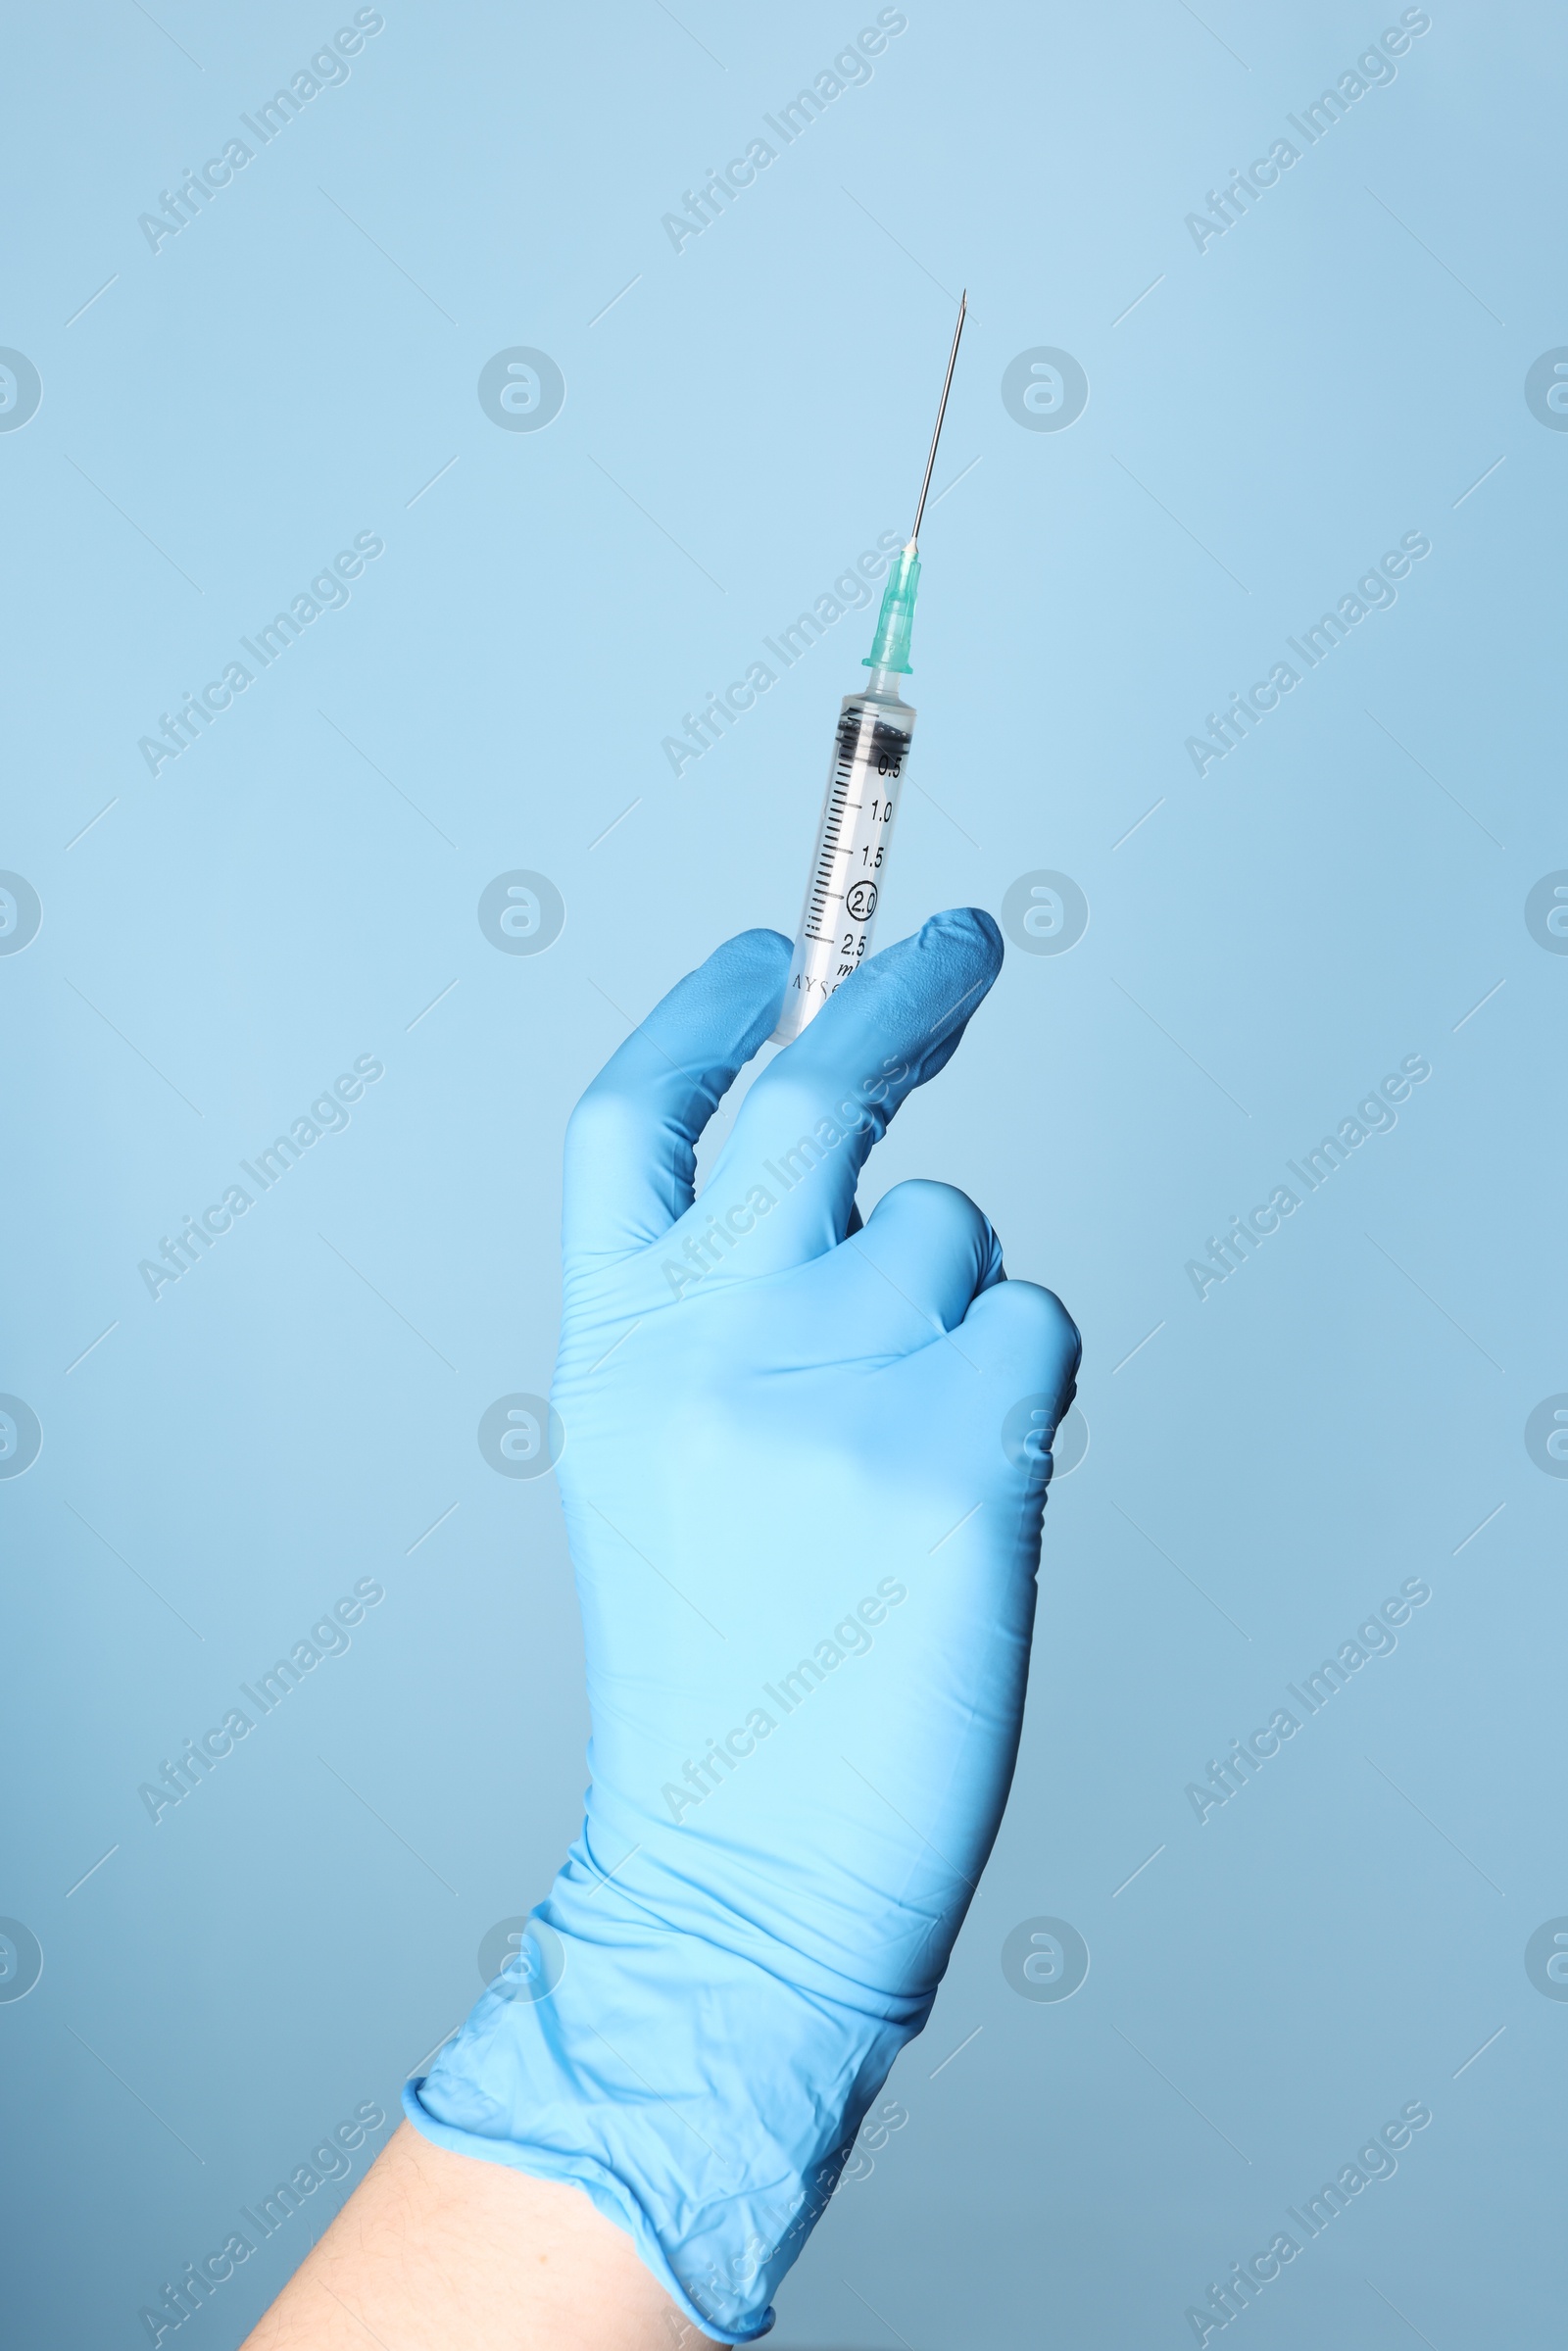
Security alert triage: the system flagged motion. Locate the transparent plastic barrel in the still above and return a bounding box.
[771,679,914,1045]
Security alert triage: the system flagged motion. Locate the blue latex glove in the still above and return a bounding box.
[405,909,1079,2341]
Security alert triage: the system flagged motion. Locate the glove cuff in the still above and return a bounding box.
[403,1852,918,2341]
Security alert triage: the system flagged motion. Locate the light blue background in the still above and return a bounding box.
[2,3,1563,2344]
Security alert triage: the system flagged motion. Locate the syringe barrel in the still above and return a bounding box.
[771,678,915,1045]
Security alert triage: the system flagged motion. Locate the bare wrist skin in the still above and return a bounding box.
[239,2121,718,2351]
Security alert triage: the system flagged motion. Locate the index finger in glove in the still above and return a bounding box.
[562,927,789,1273]
[695,906,1003,1280]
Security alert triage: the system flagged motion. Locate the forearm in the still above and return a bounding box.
[240,2121,715,2351]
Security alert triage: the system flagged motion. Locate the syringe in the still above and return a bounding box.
[771,291,967,1046]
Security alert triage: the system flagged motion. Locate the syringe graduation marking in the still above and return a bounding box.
[804,712,908,946]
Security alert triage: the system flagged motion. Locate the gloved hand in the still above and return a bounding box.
[405,908,1080,2341]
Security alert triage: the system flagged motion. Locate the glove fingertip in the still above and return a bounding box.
[706,927,792,987]
[669,929,792,1054]
[921,904,1003,968]
[966,1275,1081,1389]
